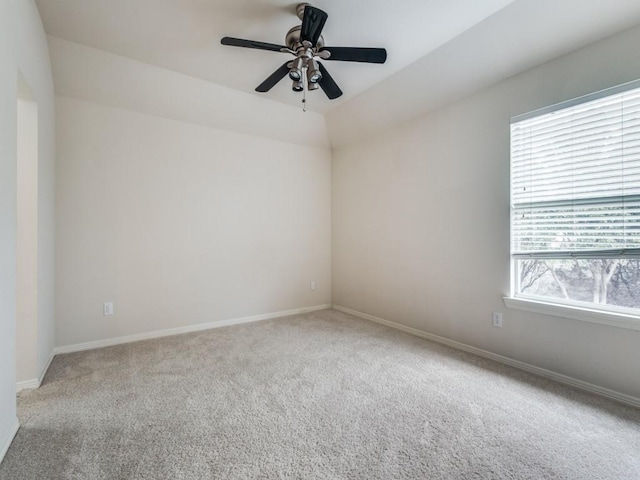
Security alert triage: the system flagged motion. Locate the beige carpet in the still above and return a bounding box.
[1,309,639,479]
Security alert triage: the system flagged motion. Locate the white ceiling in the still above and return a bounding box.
[326,0,640,147]
[35,0,517,113]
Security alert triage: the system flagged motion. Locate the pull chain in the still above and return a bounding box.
[302,71,307,112]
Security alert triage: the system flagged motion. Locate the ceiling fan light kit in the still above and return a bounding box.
[288,56,304,81]
[221,3,387,105]
[307,58,322,83]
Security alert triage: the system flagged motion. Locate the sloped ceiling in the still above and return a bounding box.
[326,0,640,147]
[36,0,640,148]
[35,0,516,113]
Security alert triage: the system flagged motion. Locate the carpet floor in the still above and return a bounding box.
[1,309,639,479]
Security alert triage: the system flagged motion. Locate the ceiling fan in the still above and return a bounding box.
[221,3,387,101]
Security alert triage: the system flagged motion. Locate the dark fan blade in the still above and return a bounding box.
[256,62,291,92]
[221,37,285,52]
[321,47,387,64]
[300,6,328,46]
[317,63,342,100]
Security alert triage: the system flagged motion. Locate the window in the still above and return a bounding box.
[509,81,640,323]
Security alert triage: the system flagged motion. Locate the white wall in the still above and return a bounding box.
[55,96,331,347]
[0,0,17,458]
[16,91,39,383]
[0,0,55,460]
[332,25,640,399]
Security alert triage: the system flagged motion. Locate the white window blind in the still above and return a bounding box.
[511,83,640,259]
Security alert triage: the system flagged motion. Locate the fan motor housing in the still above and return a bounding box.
[285,25,324,51]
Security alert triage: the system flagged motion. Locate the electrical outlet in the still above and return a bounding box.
[104,302,114,316]
[492,312,503,327]
[310,280,316,291]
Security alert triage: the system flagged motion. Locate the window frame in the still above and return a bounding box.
[505,80,640,331]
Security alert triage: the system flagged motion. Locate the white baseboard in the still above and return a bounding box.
[0,418,19,464]
[333,304,640,409]
[38,350,55,385]
[55,304,333,355]
[15,379,39,392]
[16,349,56,393]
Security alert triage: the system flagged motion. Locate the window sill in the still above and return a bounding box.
[503,296,640,331]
